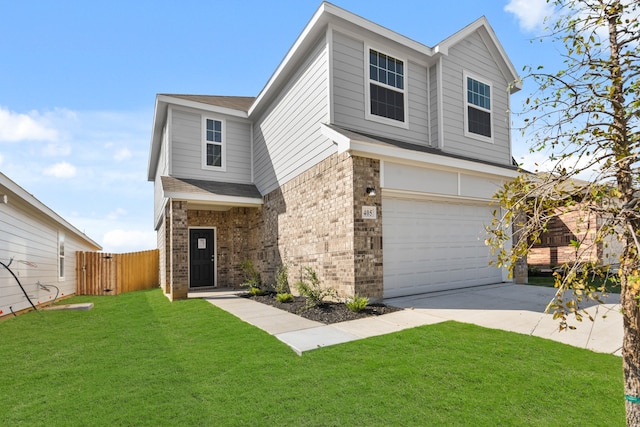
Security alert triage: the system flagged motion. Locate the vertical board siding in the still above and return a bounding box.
[439,31,512,165]
[429,64,439,147]
[76,249,159,296]
[253,35,334,195]
[153,125,168,228]
[170,108,253,183]
[332,30,430,146]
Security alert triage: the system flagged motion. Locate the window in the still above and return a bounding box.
[58,232,65,280]
[465,74,492,139]
[366,48,407,125]
[203,117,224,169]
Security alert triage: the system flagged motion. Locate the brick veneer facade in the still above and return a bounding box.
[159,152,384,302]
[528,209,600,268]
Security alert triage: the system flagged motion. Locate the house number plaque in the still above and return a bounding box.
[362,206,377,220]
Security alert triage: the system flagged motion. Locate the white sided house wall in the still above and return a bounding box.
[0,173,101,318]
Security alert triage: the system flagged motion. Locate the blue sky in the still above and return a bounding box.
[0,0,557,252]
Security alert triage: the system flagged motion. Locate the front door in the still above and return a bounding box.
[189,228,215,288]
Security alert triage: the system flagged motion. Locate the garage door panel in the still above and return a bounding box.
[383,197,502,298]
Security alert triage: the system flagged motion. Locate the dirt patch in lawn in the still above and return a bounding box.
[239,292,402,324]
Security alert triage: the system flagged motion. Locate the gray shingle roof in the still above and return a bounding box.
[161,176,262,199]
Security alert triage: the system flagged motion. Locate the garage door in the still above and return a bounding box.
[383,197,502,298]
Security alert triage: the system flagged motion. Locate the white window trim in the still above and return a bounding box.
[58,232,65,281]
[364,44,409,129]
[201,116,227,171]
[463,71,493,143]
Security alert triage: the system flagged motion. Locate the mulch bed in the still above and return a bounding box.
[239,292,402,324]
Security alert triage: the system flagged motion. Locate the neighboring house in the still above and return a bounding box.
[0,172,101,317]
[147,2,522,302]
[527,179,623,270]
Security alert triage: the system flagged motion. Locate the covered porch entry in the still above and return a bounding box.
[159,176,263,300]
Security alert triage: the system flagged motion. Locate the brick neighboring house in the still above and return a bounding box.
[528,201,622,270]
[147,2,522,302]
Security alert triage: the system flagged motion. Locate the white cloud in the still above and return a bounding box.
[0,153,3,166]
[114,147,132,161]
[43,142,71,157]
[107,208,128,220]
[43,162,77,178]
[505,0,555,32]
[0,107,59,142]
[102,229,156,252]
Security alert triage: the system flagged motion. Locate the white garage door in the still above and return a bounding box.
[383,197,502,298]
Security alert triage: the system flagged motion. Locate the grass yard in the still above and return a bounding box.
[0,289,624,426]
[527,274,621,294]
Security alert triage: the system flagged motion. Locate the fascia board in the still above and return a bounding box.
[435,16,521,91]
[163,191,263,207]
[345,139,520,180]
[156,95,249,119]
[249,2,435,118]
[249,3,329,117]
[147,96,167,181]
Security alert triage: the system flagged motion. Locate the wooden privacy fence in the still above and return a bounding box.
[76,249,159,296]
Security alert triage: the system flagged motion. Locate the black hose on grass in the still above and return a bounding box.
[1,259,37,311]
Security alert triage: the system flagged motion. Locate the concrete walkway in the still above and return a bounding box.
[189,283,623,356]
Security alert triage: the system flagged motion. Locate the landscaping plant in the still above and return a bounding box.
[240,260,263,294]
[345,294,369,313]
[294,266,336,308]
[274,264,293,303]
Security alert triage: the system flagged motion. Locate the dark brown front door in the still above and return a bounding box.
[189,228,215,288]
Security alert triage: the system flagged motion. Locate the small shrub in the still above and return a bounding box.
[276,293,293,303]
[345,294,369,313]
[249,286,265,296]
[274,265,292,302]
[274,265,289,294]
[295,267,337,308]
[240,260,262,289]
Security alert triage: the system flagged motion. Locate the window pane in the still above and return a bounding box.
[369,49,404,90]
[467,77,490,110]
[214,120,221,131]
[207,144,222,167]
[59,257,64,278]
[370,83,404,122]
[468,106,491,137]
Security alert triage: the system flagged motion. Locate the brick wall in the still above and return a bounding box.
[528,208,600,268]
[188,207,261,286]
[260,152,357,297]
[159,152,384,301]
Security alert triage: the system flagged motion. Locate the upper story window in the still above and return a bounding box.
[202,117,225,170]
[465,74,492,141]
[365,47,408,127]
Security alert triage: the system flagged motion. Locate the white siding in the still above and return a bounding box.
[153,124,169,229]
[332,30,430,146]
[440,31,512,165]
[383,161,506,200]
[253,35,333,194]
[170,107,253,184]
[429,64,439,147]
[0,197,93,317]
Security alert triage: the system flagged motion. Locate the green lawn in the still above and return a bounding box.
[0,289,624,426]
[527,274,621,294]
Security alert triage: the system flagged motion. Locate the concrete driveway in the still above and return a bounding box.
[385,283,623,356]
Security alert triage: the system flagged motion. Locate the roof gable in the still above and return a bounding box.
[0,172,101,249]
